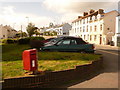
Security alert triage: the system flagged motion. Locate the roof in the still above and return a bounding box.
[72,11,99,23]
[72,10,118,23]
[101,10,118,16]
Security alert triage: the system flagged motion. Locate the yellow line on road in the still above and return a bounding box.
[97,50,118,56]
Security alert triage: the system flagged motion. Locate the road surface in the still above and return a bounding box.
[67,45,119,88]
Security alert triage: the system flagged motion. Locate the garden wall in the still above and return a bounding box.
[2,57,103,88]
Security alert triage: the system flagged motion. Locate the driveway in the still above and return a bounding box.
[63,45,119,88]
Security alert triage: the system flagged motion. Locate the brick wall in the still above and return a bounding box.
[2,57,103,88]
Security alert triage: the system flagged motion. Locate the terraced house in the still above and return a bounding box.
[70,9,119,45]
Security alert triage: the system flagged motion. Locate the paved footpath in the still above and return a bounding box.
[68,45,119,88]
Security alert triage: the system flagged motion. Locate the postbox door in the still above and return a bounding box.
[30,50,38,71]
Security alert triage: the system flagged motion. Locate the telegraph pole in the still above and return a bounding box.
[21,25,23,38]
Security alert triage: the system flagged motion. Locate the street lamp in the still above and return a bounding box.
[21,25,23,38]
[26,16,29,25]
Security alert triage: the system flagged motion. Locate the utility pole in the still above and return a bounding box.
[26,16,29,25]
[21,25,23,38]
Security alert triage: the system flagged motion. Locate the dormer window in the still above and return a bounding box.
[97,14,104,19]
[95,16,97,20]
[92,16,95,20]
[90,16,92,20]
[101,15,104,17]
[97,14,101,19]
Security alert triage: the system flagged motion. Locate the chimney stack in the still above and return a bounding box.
[83,12,88,16]
[78,16,82,19]
[98,9,104,14]
[89,9,95,14]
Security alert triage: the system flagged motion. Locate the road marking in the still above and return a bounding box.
[97,50,118,56]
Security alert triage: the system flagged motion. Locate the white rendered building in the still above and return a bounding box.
[114,15,120,46]
[70,9,118,45]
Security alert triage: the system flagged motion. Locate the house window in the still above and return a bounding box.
[84,35,86,40]
[100,24,102,30]
[3,35,5,37]
[81,35,82,38]
[75,28,76,33]
[83,19,85,24]
[90,26,92,32]
[80,27,82,32]
[83,26,85,32]
[95,16,97,20]
[107,28,110,30]
[87,18,88,23]
[94,25,97,32]
[77,21,79,25]
[88,35,89,40]
[94,35,97,41]
[86,25,88,32]
[90,35,92,41]
[90,16,92,20]
[63,33,66,35]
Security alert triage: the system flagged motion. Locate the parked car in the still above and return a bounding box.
[41,38,56,43]
[40,37,95,53]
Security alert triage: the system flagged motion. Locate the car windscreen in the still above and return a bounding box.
[50,37,63,42]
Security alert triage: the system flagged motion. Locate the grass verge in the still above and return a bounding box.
[2,44,101,79]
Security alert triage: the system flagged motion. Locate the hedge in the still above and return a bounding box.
[2,39,18,44]
[18,37,45,44]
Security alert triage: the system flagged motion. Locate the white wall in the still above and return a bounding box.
[114,15,120,46]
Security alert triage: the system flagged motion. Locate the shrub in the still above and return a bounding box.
[2,38,17,44]
[29,37,45,50]
[30,37,45,41]
[18,37,45,44]
[2,39,7,44]
[7,39,15,44]
[30,40,44,49]
[18,37,31,44]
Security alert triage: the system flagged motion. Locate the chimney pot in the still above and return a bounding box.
[78,16,82,19]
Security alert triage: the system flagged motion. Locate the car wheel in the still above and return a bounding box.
[80,51,86,53]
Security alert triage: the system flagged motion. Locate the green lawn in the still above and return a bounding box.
[2,44,101,79]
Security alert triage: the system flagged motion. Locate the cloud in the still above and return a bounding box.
[43,1,118,23]
[0,5,54,32]
[43,1,118,13]
[0,1,119,32]
[42,0,72,13]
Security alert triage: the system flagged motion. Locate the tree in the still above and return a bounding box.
[26,23,38,37]
[50,31,57,36]
[49,22,54,28]
[15,32,27,38]
[34,30,40,36]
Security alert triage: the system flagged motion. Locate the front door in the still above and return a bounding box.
[100,35,102,45]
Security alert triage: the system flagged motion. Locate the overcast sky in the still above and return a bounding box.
[0,0,119,32]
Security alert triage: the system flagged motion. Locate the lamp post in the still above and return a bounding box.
[26,16,29,25]
[21,25,23,38]
[26,17,29,37]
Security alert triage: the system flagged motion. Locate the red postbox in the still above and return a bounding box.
[22,49,38,71]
